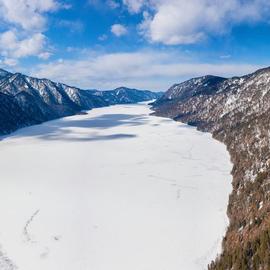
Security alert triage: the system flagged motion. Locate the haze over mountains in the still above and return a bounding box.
[152,66,270,269]
[0,69,161,135]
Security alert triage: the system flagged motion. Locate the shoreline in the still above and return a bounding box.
[0,103,232,270]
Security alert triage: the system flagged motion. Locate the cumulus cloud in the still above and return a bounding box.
[125,0,270,45]
[0,0,59,31]
[111,24,128,37]
[0,0,61,65]
[0,31,49,60]
[31,50,261,91]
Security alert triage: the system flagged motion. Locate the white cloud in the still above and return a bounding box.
[1,58,18,67]
[107,0,120,9]
[0,0,59,31]
[89,0,121,10]
[131,0,270,45]
[57,19,84,32]
[0,30,50,60]
[220,55,232,59]
[31,50,261,91]
[0,0,62,63]
[98,34,108,41]
[111,24,128,37]
[122,0,145,13]
[38,51,52,60]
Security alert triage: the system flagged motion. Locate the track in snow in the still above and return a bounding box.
[0,102,232,270]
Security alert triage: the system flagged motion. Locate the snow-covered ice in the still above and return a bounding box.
[0,102,232,270]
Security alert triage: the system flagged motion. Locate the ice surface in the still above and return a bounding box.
[0,103,232,270]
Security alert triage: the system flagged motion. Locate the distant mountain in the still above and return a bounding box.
[92,87,162,105]
[152,67,270,269]
[0,69,162,135]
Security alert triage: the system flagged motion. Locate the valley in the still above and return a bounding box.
[0,102,232,270]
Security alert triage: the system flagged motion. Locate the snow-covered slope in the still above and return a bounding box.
[0,102,232,270]
[152,66,270,269]
[0,69,161,135]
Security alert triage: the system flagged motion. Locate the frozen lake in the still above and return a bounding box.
[0,102,232,270]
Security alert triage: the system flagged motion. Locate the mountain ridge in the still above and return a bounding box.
[0,69,162,135]
[152,66,270,269]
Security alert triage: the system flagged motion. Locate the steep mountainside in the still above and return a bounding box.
[0,69,161,135]
[156,75,226,102]
[152,67,270,269]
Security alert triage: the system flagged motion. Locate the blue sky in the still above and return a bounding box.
[0,0,270,91]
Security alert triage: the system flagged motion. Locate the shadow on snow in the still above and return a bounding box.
[7,113,149,142]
